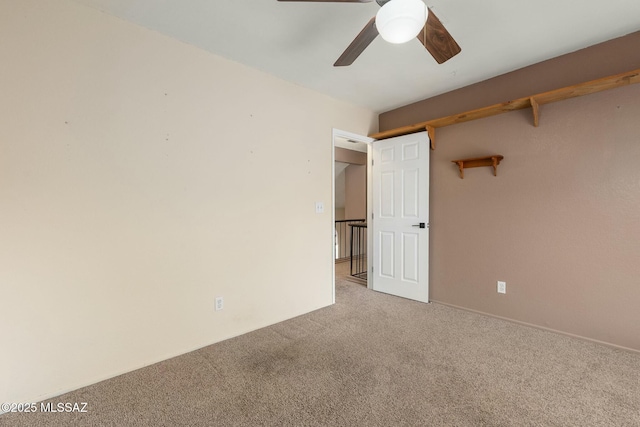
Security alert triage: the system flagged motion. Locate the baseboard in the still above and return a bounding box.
[1,302,335,413]
[0,335,249,415]
[430,299,640,355]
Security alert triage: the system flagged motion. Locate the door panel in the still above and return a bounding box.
[380,172,395,218]
[371,132,429,302]
[402,232,419,283]
[380,231,395,278]
[402,141,419,160]
[403,168,419,217]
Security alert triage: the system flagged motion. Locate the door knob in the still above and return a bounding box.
[412,223,426,229]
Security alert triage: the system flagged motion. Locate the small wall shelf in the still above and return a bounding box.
[451,155,503,179]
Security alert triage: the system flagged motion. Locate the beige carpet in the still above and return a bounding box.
[3,273,640,426]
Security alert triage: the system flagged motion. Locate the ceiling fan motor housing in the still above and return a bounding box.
[376,0,428,44]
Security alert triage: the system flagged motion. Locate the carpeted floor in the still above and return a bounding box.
[3,269,640,426]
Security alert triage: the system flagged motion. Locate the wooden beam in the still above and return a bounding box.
[534,70,640,105]
[371,123,429,140]
[369,68,640,141]
[428,97,532,128]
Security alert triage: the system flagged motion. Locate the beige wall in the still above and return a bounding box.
[0,0,376,404]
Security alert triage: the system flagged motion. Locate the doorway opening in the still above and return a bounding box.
[331,129,374,303]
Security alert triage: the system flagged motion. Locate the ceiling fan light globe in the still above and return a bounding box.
[376,0,428,44]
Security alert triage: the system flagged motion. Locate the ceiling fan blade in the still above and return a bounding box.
[278,0,373,3]
[417,9,461,64]
[334,17,378,67]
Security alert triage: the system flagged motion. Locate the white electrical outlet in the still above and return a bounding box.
[215,296,224,311]
[497,281,506,294]
[315,201,324,214]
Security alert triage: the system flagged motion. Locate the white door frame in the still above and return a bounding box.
[331,129,375,303]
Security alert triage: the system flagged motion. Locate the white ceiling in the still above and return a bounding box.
[72,0,640,113]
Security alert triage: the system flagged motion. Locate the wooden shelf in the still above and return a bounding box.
[451,155,503,179]
[369,68,640,148]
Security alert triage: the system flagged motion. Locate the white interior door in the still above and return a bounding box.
[371,132,429,302]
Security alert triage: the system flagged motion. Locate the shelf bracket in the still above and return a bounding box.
[426,125,436,150]
[455,161,464,179]
[530,96,540,127]
[492,156,499,176]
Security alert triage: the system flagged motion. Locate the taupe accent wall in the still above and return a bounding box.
[345,165,367,220]
[335,147,368,220]
[379,32,640,351]
[335,147,367,165]
[379,31,640,132]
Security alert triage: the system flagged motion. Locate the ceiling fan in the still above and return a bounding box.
[278,0,461,66]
